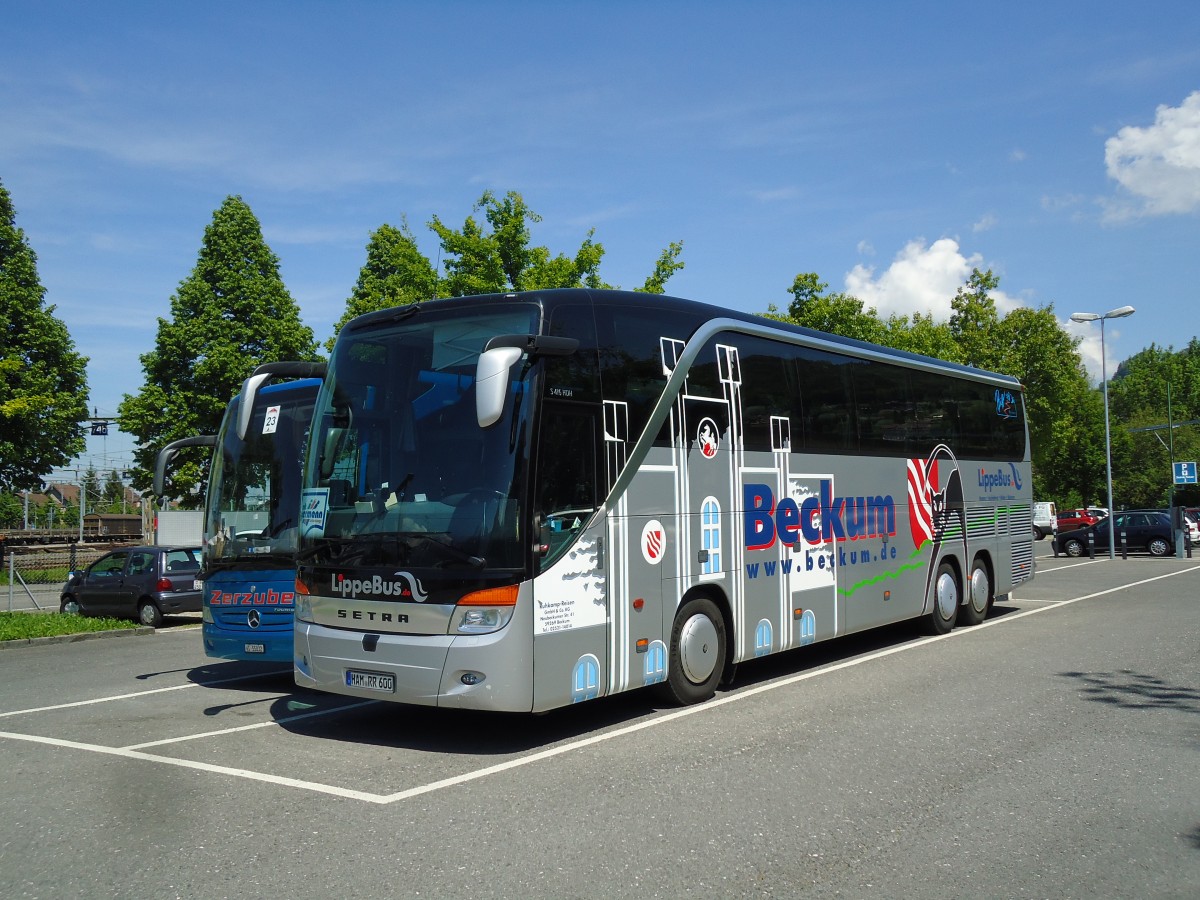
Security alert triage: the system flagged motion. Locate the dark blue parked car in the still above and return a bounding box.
[1052,510,1175,558]
[60,545,202,627]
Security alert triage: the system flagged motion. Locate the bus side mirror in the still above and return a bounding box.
[476,346,522,428]
[320,428,346,479]
[153,435,217,496]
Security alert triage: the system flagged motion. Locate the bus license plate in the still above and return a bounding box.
[346,670,395,692]
[244,643,265,654]
[193,579,203,590]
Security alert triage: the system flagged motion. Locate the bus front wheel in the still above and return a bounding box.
[925,562,959,635]
[657,596,727,706]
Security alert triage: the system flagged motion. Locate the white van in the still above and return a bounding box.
[1033,501,1057,540]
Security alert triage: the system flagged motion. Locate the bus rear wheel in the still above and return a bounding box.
[924,562,959,635]
[657,596,726,706]
[958,557,992,626]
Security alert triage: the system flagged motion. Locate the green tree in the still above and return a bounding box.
[990,305,1099,502]
[1106,342,1200,508]
[0,178,90,491]
[882,311,960,361]
[777,272,888,343]
[327,191,685,347]
[948,269,1002,369]
[0,491,21,528]
[119,196,319,503]
[101,469,127,511]
[326,221,439,351]
[639,241,686,295]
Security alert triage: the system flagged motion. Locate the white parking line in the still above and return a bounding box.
[0,669,292,719]
[2,565,1198,805]
[121,699,379,750]
[0,730,384,803]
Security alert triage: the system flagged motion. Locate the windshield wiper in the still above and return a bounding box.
[405,534,486,570]
[298,532,486,569]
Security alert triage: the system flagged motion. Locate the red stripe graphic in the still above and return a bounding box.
[907,457,937,548]
[645,530,663,561]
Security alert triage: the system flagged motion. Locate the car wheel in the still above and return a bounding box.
[1064,538,1085,558]
[138,599,163,628]
[958,557,992,626]
[655,596,727,706]
[1032,526,1044,541]
[1147,537,1171,557]
[60,595,81,616]
[923,562,959,635]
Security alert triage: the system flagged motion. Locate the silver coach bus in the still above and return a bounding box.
[293,289,1032,712]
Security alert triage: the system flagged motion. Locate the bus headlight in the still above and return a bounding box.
[452,584,518,634]
[295,576,314,623]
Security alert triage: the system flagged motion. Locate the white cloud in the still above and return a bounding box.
[1063,321,1107,383]
[972,213,997,233]
[1103,91,1200,219]
[843,237,1020,321]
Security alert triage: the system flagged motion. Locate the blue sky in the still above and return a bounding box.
[4,1,1199,480]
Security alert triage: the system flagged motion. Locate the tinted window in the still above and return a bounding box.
[794,345,856,453]
[127,551,155,575]
[684,331,1026,461]
[593,305,706,444]
[164,549,200,571]
[545,304,600,403]
[692,335,802,453]
[91,552,129,576]
[534,406,600,571]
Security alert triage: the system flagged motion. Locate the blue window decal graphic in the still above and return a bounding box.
[701,497,721,575]
[644,640,667,685]
[799,609,816,646]
[572,654,600,702]
[994,389,1017,419]
[755,619,772,657]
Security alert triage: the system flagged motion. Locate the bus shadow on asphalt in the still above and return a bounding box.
[259,608,1024,755]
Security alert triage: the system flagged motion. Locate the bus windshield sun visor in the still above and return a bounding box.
[483,334,579,356]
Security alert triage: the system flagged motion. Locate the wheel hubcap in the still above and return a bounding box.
[679,613,719,684]
[936,572,958,620]
[970,567,989,614]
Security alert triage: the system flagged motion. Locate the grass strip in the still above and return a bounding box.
[0,611,140,642]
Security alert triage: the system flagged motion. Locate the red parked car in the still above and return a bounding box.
[1056,508,1099,531]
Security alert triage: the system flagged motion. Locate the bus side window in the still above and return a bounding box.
[535,407,599,571]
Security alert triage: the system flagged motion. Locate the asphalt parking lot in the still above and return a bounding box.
[3,542,1198,898]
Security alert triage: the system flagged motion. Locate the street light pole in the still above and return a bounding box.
[1071,305,1136,559]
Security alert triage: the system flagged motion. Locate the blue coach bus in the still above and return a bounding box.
[155,362,324,662]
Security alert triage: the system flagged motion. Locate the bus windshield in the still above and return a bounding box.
[205,383,318,570]
[301,302,540,572]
